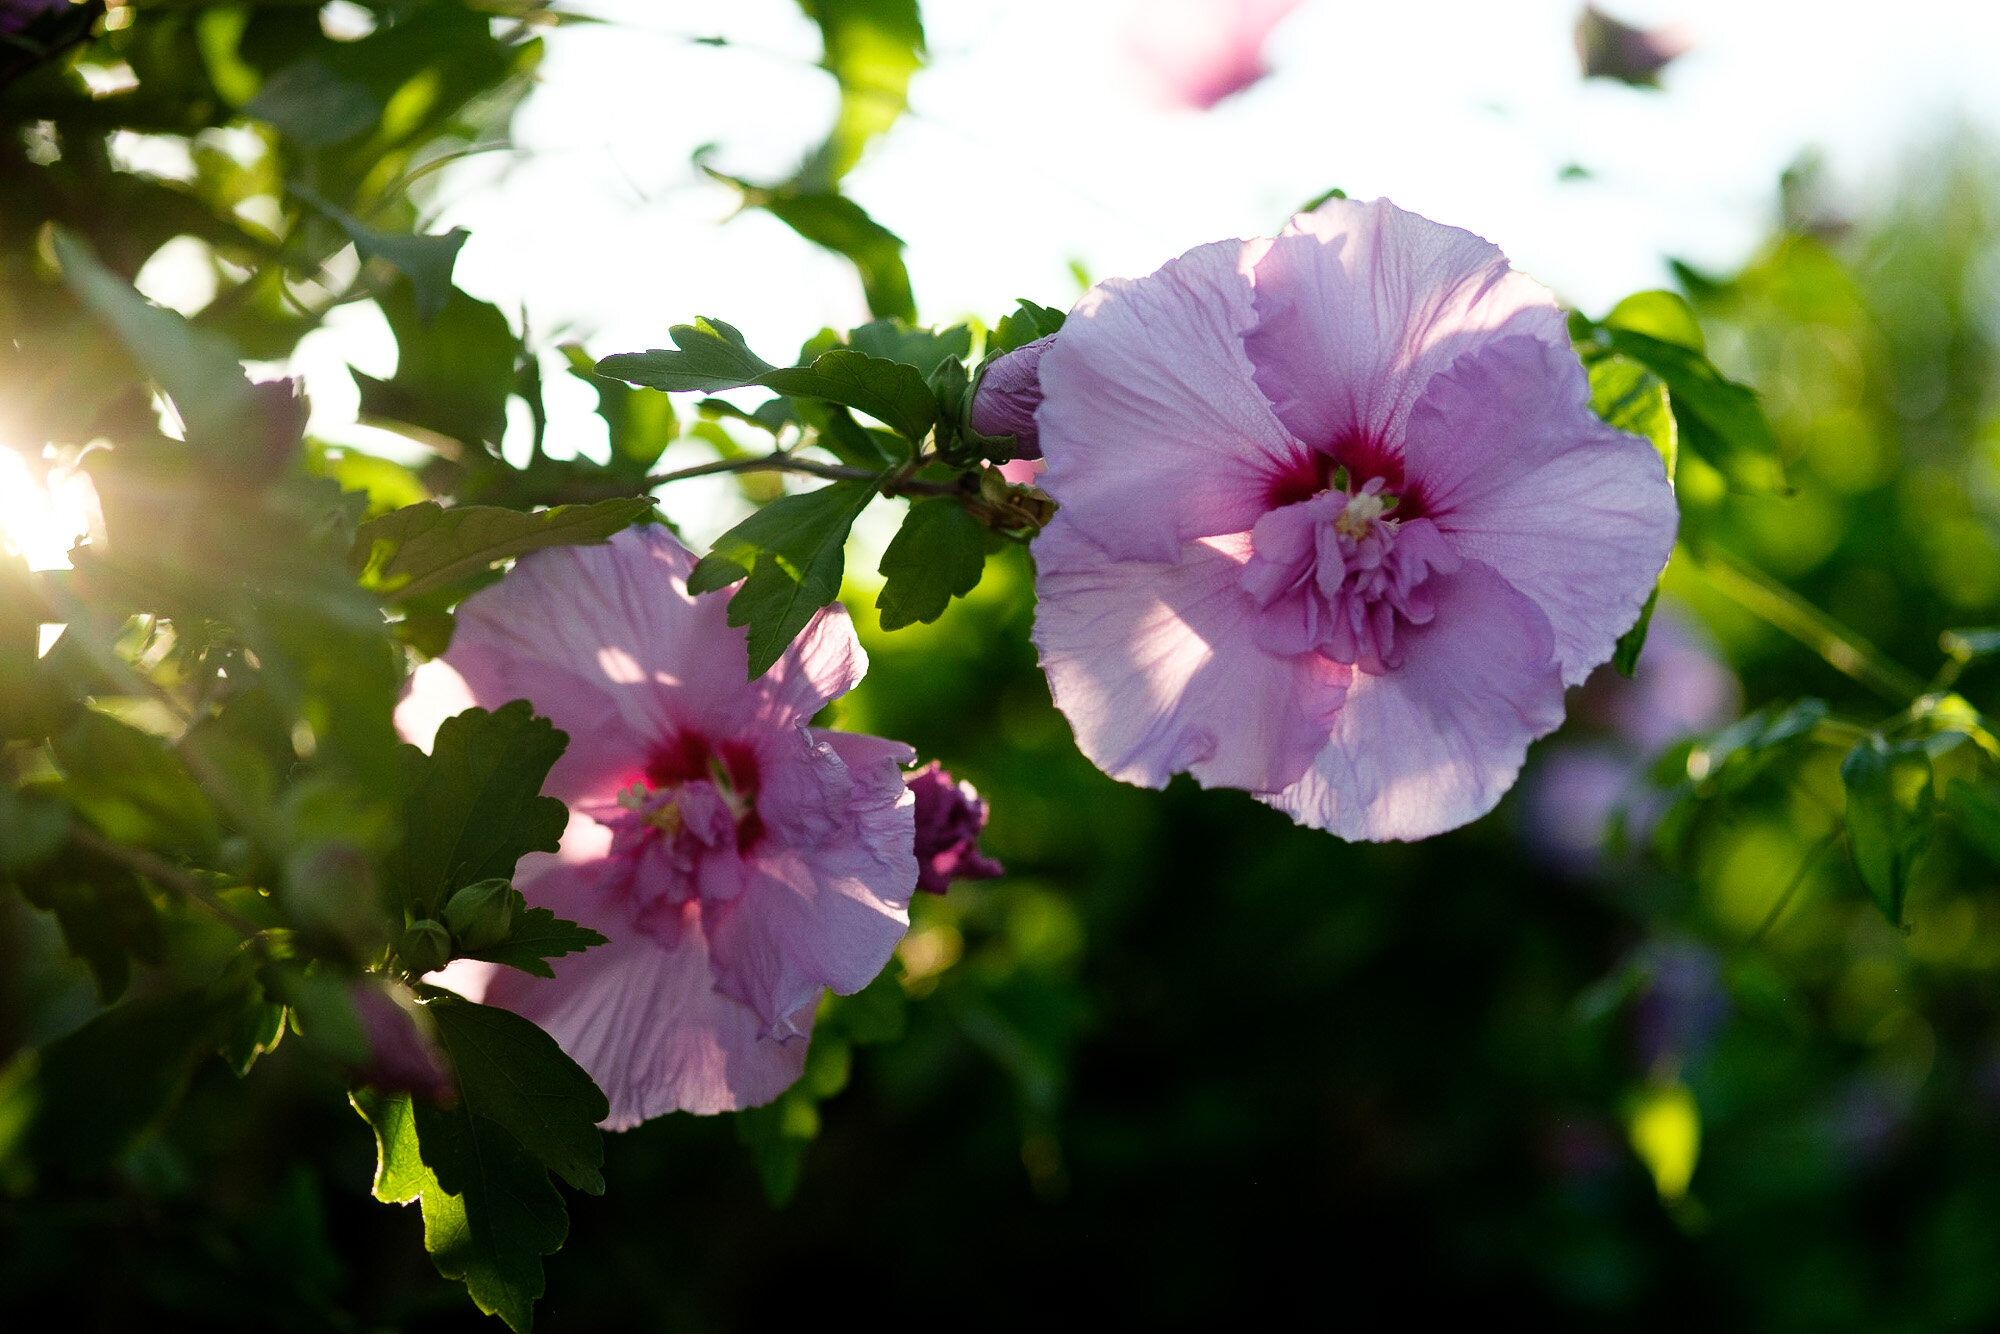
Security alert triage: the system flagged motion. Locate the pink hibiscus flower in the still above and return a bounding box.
[1021,197,1678,840]
[1123,0,1305,111]
[396,526,918,1125]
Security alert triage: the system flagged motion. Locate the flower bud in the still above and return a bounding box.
[442,878,517,952]
[349,979,454,1101]
[968,334,1056,459]
[907,761,1004,895]
[398,919,453,976]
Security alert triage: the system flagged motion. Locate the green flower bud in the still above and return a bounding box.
[398,919,452,977]
[443,879,518,953]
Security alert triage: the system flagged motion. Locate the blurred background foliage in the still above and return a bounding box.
[11,1,2000,1331]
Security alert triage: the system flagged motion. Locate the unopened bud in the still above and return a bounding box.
[907,761,1005,894]
[968,333,1055,459]
[442,879,517,953]
[398,919,452,976]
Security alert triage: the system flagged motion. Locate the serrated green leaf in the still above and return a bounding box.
[700,481,876,676]
[14,858,162,1004]
[876,497,986,629]
[357,1087,567,1334]
[353,498,651,603]
[1841,736,1935,925]
[595,317,775,394]
[292,182,468,324]
[355,284,519,452]
[425,994,608,1193]
[1599,325,1782,490]
[383,701,568,921]
[758,347,936,442]
[467,906,607,978]
[1604,290,1707,354]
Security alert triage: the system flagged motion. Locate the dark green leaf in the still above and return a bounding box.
[561,345,678,471]
[0,989,234,1182]
[1946,778,2000,868]
[1613,587,1661,679]
[356,284,519,453]
[846,319,972,375]
[353,498,651,603]
[15,858,162,1004]
[876,498,986,629]
[53,710,218,852]
[246,58,381,146]
[424,994,608,1193]
[383,702,568,921]
[467,905,607,978]
[356,1089,567,1334]
[694,481,876,676]
[295,184,469,325]
[1600,325,1782,489]
[595,317,775,394]
[1841,736,1935,925]
[757,190,915,322]
[1584,353,1676,676]
[758,348,936,442]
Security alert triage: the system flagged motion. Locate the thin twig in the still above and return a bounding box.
[644,452,960,497]
[67,824,264,941]
[1695,547,1926,704]
[1748,828,1842,945]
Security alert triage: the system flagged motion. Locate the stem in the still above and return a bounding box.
[67,824,263,941]
[1748,828,1842,944]
[1695,547,1926,704]
[644,452,959,497]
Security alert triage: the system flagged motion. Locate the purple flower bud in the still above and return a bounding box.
[350,980,454,1101]
[908,761,1003,895]
[969,334,1056,460]
[1574,5,1690,88]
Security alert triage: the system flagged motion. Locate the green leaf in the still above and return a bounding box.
[991,299,1066,356]
[355,1089,567,1334]
[1840,736,1935,925]
[294,183,469,325]
[561,345,678,472]
[15,857,162,1004]
[383,701,569,922]
[1945,778,2000,867]
[54,230,298,475]
[0,989,235,1182]
[794,0,926,187]
[355,284,519,453]
[246,58,381,147]
[1584,353,1676,676]
[1598,325,1782,490]
[424,994,609,1193]
[1604,289,1706,354]
[595,318,775,394]
[467,905,607,979]
[353,498,651,603]
[757,190,915,323]
[693,481,877,676]
[0,786,70,878]
[759,347,936,442]
[846,319,972,375]
[53,710,218,853]
[876,498,986,629]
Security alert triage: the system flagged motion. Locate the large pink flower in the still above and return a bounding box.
[1026,197,1678,841]
[396,526,917,1125]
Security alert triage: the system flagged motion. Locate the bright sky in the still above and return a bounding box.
[13,0,2000,569]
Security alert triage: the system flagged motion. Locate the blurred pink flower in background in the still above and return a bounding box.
[1574,4,1691,88]
[1123,0,1305,110]
[1030,197,1678,840]
[398,527,917,1125]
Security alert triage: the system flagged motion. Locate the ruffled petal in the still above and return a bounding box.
[1404,335,1678,685]
[470,843,816,1123]
[1036,238,1302,563]
[1032,517,1350,794]
[1244,197,1568,452]
[1267,560,1565,840]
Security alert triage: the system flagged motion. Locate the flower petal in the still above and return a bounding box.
[1037,238,1302,563]
[1267,560,1565,840]
[1032,517,1350,793]
[1244,197,1567,452]
[1405,334,1678,685]
[476,857,815,1123]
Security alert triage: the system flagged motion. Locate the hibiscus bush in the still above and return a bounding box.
[9,2,2000,1330]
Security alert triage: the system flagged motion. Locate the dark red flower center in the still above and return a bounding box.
[1265,433,1421,517]
[643,730,764,852]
